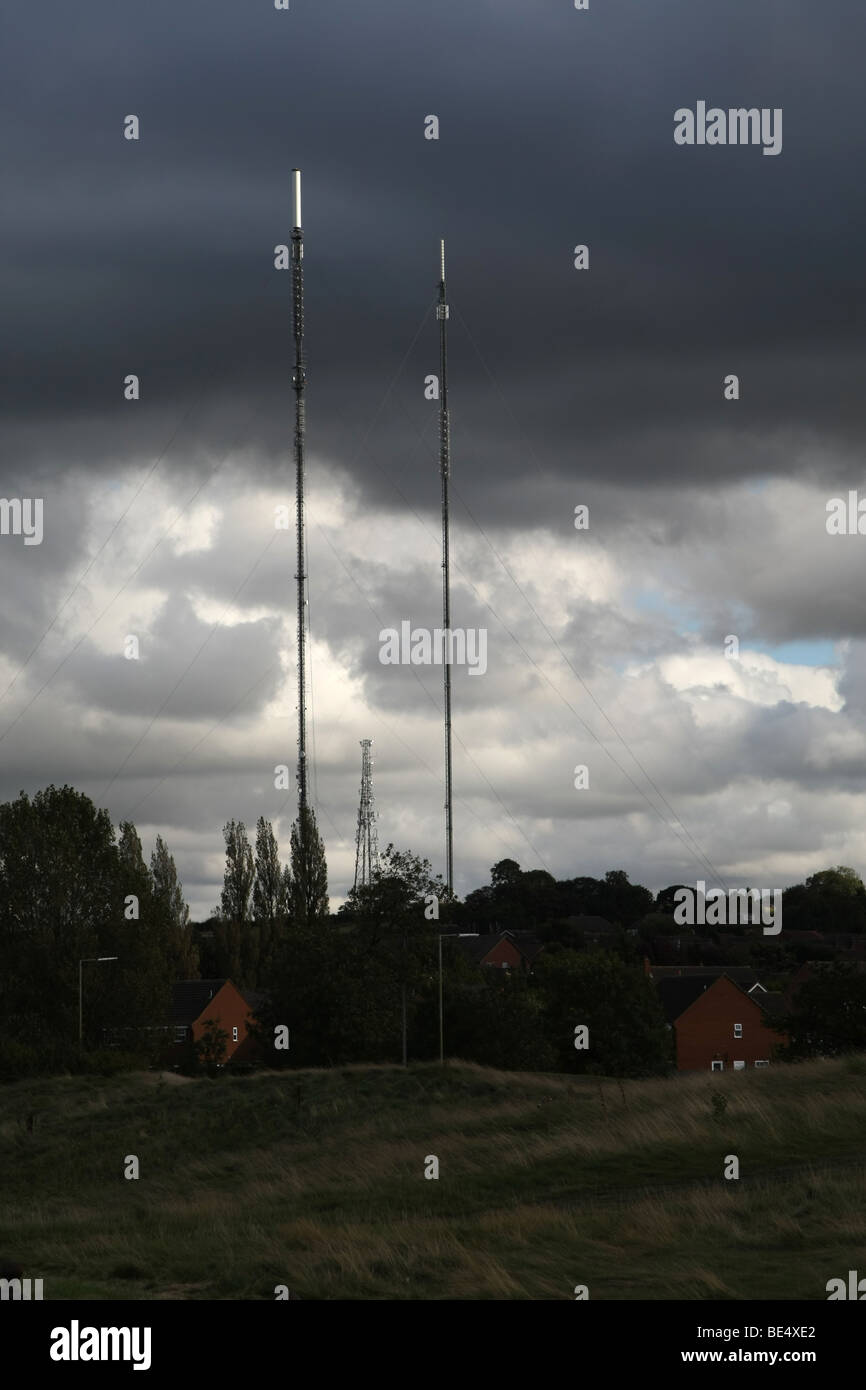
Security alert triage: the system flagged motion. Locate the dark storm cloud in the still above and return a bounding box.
[5,0,866,512]
[5,1,866,911]
[71,598,283,722]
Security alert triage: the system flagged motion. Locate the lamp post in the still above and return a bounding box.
[78,956,118,1046]
[438,932,478,1065]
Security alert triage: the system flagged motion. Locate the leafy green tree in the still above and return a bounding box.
[635,910,689,941]
[219,820,254,924]
[442,970,555,1070]
[344,844,443,1059]
[344,844,443,933]
[151,834,189,929]
[118,820,147,879]
[465,859,558,932]
[111,820,173,1042]
[535,949,672,1076]
[253,817,288,981]
[457,882,496,931]
[253,817,285,920]
[783,866,866,934]
[655,884,691,914]
[195,1017,229,1073]
[0,788,173,1059]
[191,916,221,977]
[491,858,521,891]
[257,845,441,1067]
[598,869,654,928]
[253,920,397,1067]
[217,820,256,987]
[150,834,197,978]
[807,866,865,897]
[557,876,604,918]
[290,806,329,927]
[778,964,866,1058]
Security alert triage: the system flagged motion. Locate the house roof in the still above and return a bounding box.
[457,936,498,964]
[655,972,777,1025]
[456,931,544,964]
[501,930,545,961]
[170,979,230,1026]
[656,976,714,1023]
[650,965,760,988]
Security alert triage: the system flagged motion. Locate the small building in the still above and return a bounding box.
[655,972,787,1072]
[168,979,257,1062]
[457,930,544,972]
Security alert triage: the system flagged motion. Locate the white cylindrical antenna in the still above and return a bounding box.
[292,168,302,230]
[440,238,446,282]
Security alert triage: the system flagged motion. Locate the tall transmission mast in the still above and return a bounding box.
[437,240,454,898]
[353,738,379,892]
[291,169,308,825]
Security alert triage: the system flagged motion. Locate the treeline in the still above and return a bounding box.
[194,807,328,991]
[253,854,866,1070]
[0,786,329,1077]
[3,784,866,1081]
[251,846,673,1075]
[0,786,195,1077]
[453,858,866,938]
[455,861,654,933]
[0,786,675,1079]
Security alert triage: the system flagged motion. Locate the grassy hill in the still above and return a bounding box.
[2,1056,865,1300]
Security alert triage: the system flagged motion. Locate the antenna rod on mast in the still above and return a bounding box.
[438,239,454,899]
[292,169,308,822]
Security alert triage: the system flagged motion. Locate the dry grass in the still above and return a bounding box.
[0,1055,864,1299]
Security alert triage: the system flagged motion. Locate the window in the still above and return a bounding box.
[733,1023,743,1038]
[232,1026,239,1042]
[174,1026,187,1043]
[711,1060,724,1072]
[733,1060,745,1071]
[754,1059,769,1068]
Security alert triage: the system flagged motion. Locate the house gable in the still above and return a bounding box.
[479,937,524,969]
[670,973,787,1071]
[169,979,257,1061]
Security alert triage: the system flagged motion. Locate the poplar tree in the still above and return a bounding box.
[151,833,197,978]
[253,817,284,922]
[217,820,256,987]
[253,816,288,980]
[219,820,254,924]
[290,807,329,928]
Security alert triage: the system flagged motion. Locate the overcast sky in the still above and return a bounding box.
[3,1,866,917]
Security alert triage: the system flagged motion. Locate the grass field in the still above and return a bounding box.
[2,1055,865,1300]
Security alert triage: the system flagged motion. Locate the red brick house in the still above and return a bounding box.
[656,972,787,1072]
[458,930,544,972]
[167,979,258,1063]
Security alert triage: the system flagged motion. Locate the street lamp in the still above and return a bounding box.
[78,956,118,1045]
[438,933,478,1065]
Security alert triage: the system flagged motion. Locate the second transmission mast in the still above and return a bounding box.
[438,240,453,898]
